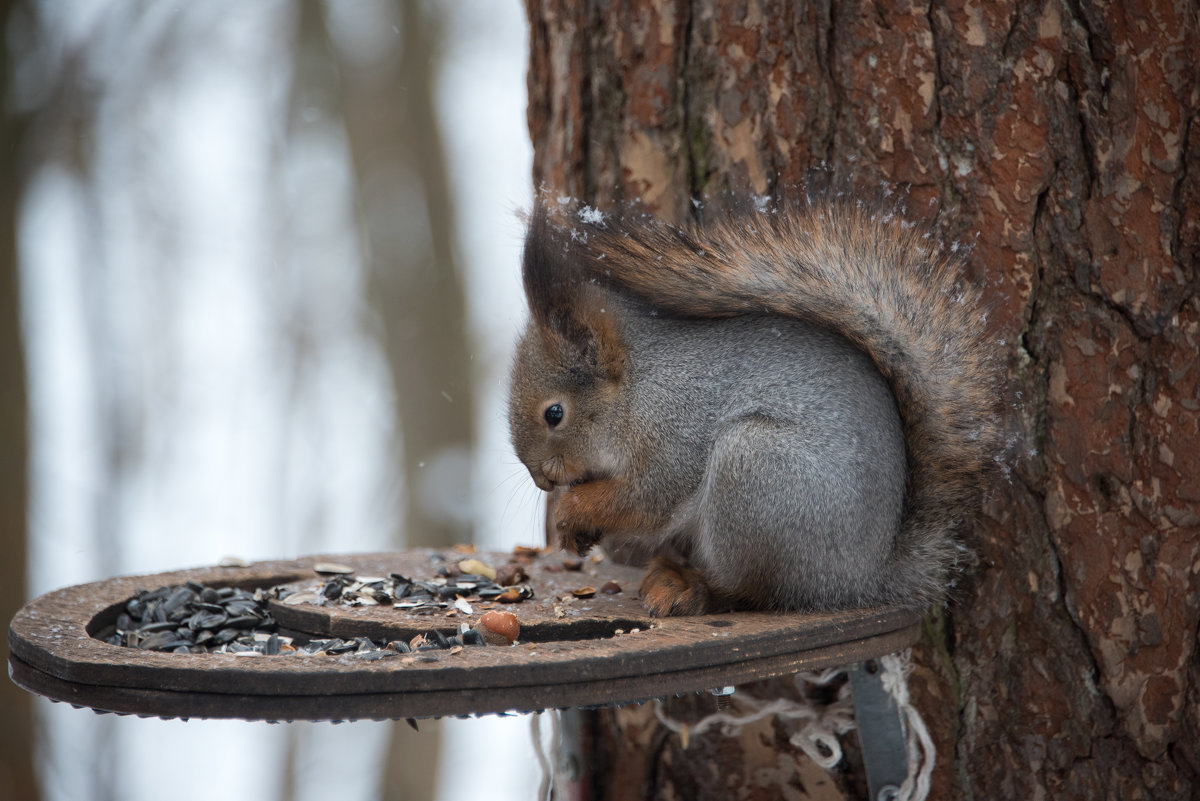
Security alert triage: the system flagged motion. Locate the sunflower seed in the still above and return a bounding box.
[313,562,356,575]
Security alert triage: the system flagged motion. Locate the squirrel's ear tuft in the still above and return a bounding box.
[523,206,625,383]
[522,204,574,322]
[546,287,626,383]
[522,203,612,317]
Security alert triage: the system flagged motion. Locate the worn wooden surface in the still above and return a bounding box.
[9,550,921,721]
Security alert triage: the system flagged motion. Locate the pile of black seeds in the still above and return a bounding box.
[104,580,490,657]
[104,582,278,654]
[278,567,533,614]
[294,623,488,661]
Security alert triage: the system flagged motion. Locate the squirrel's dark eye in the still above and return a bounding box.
[544,403,564,428]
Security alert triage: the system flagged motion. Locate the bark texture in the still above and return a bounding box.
[525,0,1200,797]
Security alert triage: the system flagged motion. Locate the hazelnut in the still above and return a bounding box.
[476,610,519,646]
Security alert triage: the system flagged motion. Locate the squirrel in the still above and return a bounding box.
[508,198,999,616]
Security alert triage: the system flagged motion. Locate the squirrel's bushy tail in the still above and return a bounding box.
[531,200,1001,605]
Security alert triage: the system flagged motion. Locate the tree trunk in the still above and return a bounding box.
[1,2,39,796]
[525,0,1200,798]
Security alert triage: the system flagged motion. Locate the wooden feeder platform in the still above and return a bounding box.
[8,549,922,722]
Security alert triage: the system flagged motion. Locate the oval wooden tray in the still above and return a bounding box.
[8,550,922,721]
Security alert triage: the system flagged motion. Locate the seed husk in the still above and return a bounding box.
[313,562,355,575]
[495,563,528,587]
[456,559,496,581]
[212,628,240,645]
[494,585,533,603]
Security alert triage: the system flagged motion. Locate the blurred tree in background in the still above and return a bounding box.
[325,0,475,551]
[1,0,36,795]
[3,1,531,799]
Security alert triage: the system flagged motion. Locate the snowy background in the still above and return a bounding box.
[12,1,545,799]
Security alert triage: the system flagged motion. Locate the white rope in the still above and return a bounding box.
[878,651,935,801]
[530,711,552,801]
[649,649,935,801]
[652,669,856,769]
[549,710,563,794]
[790,666,858,768]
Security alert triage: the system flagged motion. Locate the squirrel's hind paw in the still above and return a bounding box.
[639,557,715,617]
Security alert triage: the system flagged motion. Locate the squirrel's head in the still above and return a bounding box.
[507,291,628,492]
[508,205,628,491]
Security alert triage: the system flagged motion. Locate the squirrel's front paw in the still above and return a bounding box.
[557,525,603,556]
[639,557,714,617]
[547,485,605,555]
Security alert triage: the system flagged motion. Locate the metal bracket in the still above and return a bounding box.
[849,659,909,801]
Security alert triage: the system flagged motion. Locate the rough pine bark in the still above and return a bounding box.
[525,0,1200,798]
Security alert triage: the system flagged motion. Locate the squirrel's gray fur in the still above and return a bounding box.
[508,199,999,613]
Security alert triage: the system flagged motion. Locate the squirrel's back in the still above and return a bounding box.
[622,311,909,608]
[525,200,999,608]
